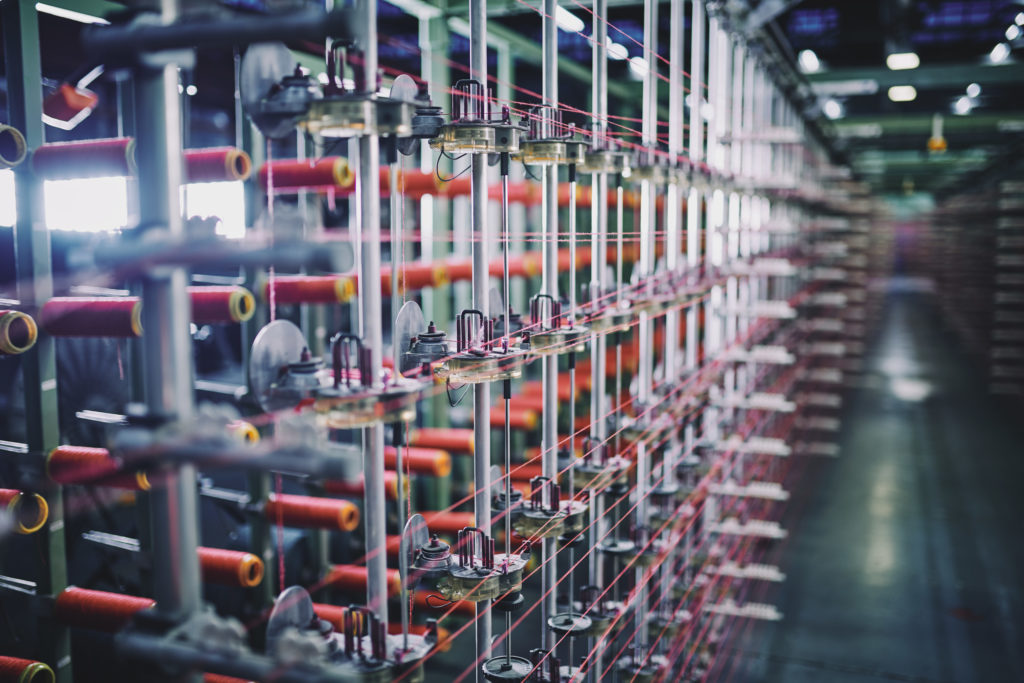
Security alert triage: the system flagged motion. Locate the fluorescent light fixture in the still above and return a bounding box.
[798,49,820,73]
[555,6,585,34]
[822,98,843,120]
[966,82,981,98]
[886,52,920,70]
[36,2,109,24]
[605,37,628,61]
[990,42,1011,63]
[954,95,972,115]
[887,85,917,102]
[629,56,648,77]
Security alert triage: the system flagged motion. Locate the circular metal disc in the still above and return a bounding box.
[395,301,426,373]
[482,655,533,682]
[266,585,316,653]
[401,513,430,590]
[390,73,420,103]
[240,42,304,139]
[249,319,307,413]
[240,41,293,109]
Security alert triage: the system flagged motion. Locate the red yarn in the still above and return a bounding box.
[0,656,52,683]
[54,587,154,633]
[263,493,359,532]
[185,148,252,183]
[38,297,141,338]
[31,138,134,180]
[197,547,264,588]
[47,446,147,490]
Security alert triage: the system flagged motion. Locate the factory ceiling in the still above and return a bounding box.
[2,0,1022,196]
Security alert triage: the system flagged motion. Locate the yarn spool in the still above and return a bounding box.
[489,406,538,431]
[262,275,355,305]
[197,547,264,588]
[0,656,54,683]
[46,446,150,490]
[203,675,253,683]
[31,138,135,180]
[257,157,354,191]
[0,310,38,355]
[38,297,141,338]
[263,493,359,532]
[54,587,155,633]
[0,489,49,535]
[422,510,475,536]
[408,428,474,454]
[324,565,401,596]
[184,147,252,183]
[189,286,256,324]
[0,125,28,170]
[322,471,404,501]
[384,446,452,477]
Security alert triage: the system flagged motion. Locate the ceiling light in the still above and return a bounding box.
[1017,12,1024,26]
[954,95,972,115]
[990,42,1011,63]
[35,2,109,24]
[605,37,628,61]
[798,49,820,73]
[629,56,649,77]
[1008,25,1022,41]
[887,85,917,102]
[186,84,198,96]
[822,98,843,120]
[555,7,585,34]
[966,82,981,98]
[886,52,920,70]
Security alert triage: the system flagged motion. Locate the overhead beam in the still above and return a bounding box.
[807,62,1024,94]
[833,112,1024,138]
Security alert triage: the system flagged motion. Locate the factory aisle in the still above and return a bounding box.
[723,286,1024,683]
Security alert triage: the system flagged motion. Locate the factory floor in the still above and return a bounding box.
[722,286,1024,683]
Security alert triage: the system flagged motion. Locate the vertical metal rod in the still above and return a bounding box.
[2,2,69,679]
[633,0,658,661]
[685,0,704,375]
[541,0,560,653]
[588,21,609,680]
[353,0,388,629]
[500,153,513,666]
[469,0,493,665]
[136,0,203,628]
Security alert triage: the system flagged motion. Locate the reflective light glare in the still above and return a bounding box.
[185,84,198,96]
[629,56,649,76]
[184,181,247,239]
[36,2,109,24]
[44,178,129,232]
[822,98,843,119]
[798,49,820,73]
[954,95,972,115]
[990,42,1011,63]
[555,7,585,34]
[966,82,981,98]
[0,171,14,227]
[886,52,920,70]
[1017,12,1024,26]
[605,37,628,61]
[887,85,917,102]
[1007,25,1021,41]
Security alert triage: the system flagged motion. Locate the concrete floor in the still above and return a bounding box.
[720,290,1024,683]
